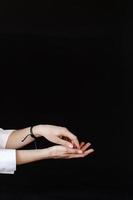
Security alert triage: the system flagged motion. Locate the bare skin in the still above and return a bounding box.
[6,124,94,165]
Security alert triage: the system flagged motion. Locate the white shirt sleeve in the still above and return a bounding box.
[0,128,16,174]
[0,128,15,149]
[0,149,16,174]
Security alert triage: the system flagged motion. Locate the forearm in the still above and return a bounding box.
[6,126,40,149]
[16,149,50,165]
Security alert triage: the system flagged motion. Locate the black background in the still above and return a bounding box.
[0,1,128,200]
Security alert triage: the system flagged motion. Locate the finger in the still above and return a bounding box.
[80,142,85,149]
[56,137,74,148]
[60,136,71,142]
[66,148,83,154]
[81,143,91,152]
[61,136,77,149]
[72,140,78,148]
[83,149,94,156]
[63,129,80,149]
[69,149,94,158]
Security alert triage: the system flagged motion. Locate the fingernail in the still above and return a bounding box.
[78,150,82,153]
[69,144,73,148]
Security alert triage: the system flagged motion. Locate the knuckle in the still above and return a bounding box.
[63,127,68,131]
[74,136,78,139]
[73,135,77,139]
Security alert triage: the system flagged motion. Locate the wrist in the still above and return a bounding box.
[40,148,51,159]
[31,125,42,138]
[32,124,48,138]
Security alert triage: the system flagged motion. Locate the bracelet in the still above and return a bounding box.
[30,126,38,139]
[21,126,38,149]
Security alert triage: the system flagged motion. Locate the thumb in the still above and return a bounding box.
[56,137,73,148]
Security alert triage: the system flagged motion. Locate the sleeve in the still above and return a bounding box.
[0,149,16,174]
[0,128,15,149]
[0,128,16,174]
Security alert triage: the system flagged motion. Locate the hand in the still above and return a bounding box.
[46,142,94,159]
[34,124,80,149]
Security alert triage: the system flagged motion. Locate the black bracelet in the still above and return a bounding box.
[30,126,38,139]
[21,126,38,149]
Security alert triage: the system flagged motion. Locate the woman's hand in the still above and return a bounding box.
[46,142,94,159]
[34,125,80,149]
[16,142,94,165]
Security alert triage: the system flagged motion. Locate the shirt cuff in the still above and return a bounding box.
[0,129,15,149]
[0,149,16,174]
